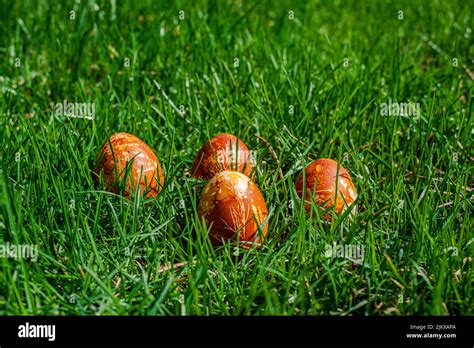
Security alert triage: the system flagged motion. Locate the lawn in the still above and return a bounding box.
[0,0,472,315]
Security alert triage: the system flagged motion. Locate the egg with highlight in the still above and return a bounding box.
[198,171,268,248]
[295,158,357,219]
[191,134,254,180]
[93,132,164,198]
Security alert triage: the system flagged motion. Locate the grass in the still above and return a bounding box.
[0,0,472,316]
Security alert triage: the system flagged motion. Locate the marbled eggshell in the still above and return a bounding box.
[295,158,357,219]
[191,134,253,180]
[93,132,164,198]
[198,171,268,248]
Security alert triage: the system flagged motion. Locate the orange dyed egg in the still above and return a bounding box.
[198,171,268,248]
[93,132,165,198]
[295,158,357,218]
[191,134,253,180]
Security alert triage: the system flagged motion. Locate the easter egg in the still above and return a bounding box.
[192,134,253,180]
[93,132,164,198]
[198,171,268,247]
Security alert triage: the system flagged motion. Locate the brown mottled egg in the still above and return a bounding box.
[295,158,357,219]
[191,134,253,180]
[93,132,165,198]
[198,171,268,248]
